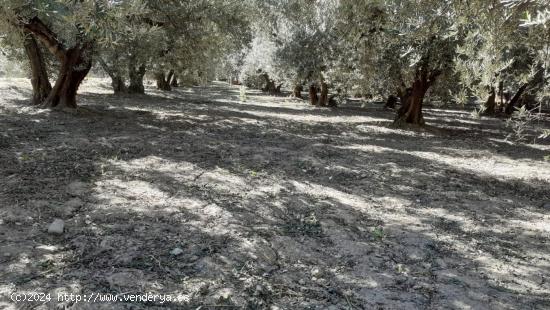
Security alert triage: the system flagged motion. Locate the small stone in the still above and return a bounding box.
[395,275,408,285]
[170,247,184,256]
[298,279,306,285]
[36,245,58,252]
[67,181,87,197]
[311,268,321,276]
[48,219,65,235]
[66,198,84,209]
[29,200,49,209]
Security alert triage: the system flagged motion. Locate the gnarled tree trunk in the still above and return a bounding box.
[394,68,440,125]
[128,64,146,94]
[505,84,528,115]
[261,73,280,94]
[166,70,174,87]
[498,81,504,113]
[22,16,92,109]
[309,84,318,105]
[484,86,496,115]
[328,95,338,107]
[44,45,92,109]
[319,81,329,107]
[98,57,126,94]
[385,95,397,109]
[23,34,51,105]
[111,76,126,94]
[293,84,303,99]
[395,79,429,125]
[155,71,172,91]
[170,74,178,87]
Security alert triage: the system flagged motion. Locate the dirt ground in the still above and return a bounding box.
[0,78,549,310]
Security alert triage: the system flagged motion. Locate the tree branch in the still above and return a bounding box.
[21,16,66,61]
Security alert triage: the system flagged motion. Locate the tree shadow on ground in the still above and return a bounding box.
[0,81,549,309]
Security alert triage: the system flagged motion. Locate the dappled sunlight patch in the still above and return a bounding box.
[5,254,31,274]
[288,180,368,209]
[332,132,549,182]
[407,150,550,181]
[334,143,395,154]
[1,79,548,309]
[371,195,412,209]
[78,78,114,95]
[199,168,250,193]
[487,137,550,152]
[93,178,169,210]
[217,105,389,124]
[356,123,422,136]
[106,156,200,181]
[507,217,550,234]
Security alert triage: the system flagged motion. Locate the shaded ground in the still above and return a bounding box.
[0,78,549,309]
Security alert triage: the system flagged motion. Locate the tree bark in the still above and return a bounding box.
[309,84,318,105]
[394,68,440,125]
[328,95,338,107]
[44,45,92,109]
[505,83,528,115]
[111,76,126,94]
[23,34,51,105]
[21,16,92,109]
[166,70,174,86]
[155,71,172,91]
[261,73,279,94]
[293,84,303,99]
[170,74,178,87]
[395,79,429,125]
[128,64,146,94]
[319,81,329,107]
[98,57,126,94]
[385,95,397,109]
[498,80,504,112]
[484,86,496,115]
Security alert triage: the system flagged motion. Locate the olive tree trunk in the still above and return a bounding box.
[98,57,127,94]
[309,84,318,105]
[170,74,179,87]
[261,73,280,94]
[318,81,329,107]
[128,64,146,94]
[484,86,496,115]
[293,84,303,99]
[156,70,172,91]
[44,46,92,109]
[23,34,51,105]
[22,16,92,109]
[385,95,398,109]
[505,84,528,115]
[394,68,440,125]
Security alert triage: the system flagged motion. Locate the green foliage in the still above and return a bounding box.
[506,105,548,143]
[371,227,384,241]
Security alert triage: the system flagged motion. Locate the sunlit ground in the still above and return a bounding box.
[0,78,549,309]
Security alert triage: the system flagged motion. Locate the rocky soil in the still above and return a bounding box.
[0,78,549,309]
